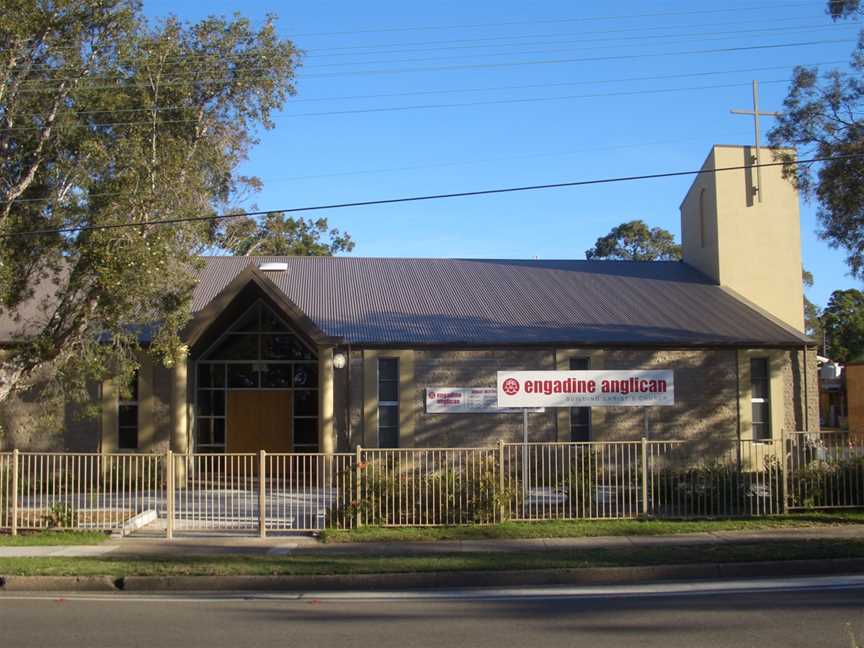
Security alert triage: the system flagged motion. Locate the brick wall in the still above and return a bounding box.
[338,346,814,450]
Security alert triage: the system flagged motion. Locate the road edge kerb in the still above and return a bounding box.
[0,575,118,591]
[3,558,864,592]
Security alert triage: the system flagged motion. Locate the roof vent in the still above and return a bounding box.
[258,262,288,272]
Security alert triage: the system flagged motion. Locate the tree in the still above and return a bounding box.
[215,213,354,256]
[0,2,300,404]
[767,1,864,277]
[828,0,861,19]
[822,289,864,361]
[803,268,824,347]
[585,220,682,261]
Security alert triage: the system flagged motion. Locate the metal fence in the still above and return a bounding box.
[1,432,862,536]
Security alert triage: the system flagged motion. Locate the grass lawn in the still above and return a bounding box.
[1,540,863,577]
[0,531,110,547]
[319,511,864,543]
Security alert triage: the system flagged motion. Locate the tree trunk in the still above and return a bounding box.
[0,361,25,405]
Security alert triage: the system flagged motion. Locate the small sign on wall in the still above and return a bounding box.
[426,387,543,413]
[497,370,675,408]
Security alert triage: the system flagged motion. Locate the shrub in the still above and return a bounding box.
[42,502,77,528]
[331,456,510,527]
[789,455,864,509]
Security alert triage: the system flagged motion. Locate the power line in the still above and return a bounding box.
[288,61,844,103]
[10,61,837,121]
[4,154,857,238]
[272,79,794,120]
[15,1,822,53]
[301,38,856,78]
[19,11,829,66]
[0,78,791,132]
[302,14,831,55]
[6,37,851,97]
[0,136,712,206]
[12,26,851,87]
[301,24,853,70]
[290,2,820,37]
[0,136,711,206]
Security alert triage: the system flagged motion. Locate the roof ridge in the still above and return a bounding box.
[198,255,686,263]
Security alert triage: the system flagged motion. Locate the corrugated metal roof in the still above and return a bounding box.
[188,256,810,347]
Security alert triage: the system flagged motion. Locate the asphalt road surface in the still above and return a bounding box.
[2,576,864,648]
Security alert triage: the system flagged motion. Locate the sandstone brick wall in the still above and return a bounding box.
[782,347,820,433]
[0,379,100,452]
[337,346,814,451]
[599,349,738,442]
[150,363,174,451]
[412,349,558,447]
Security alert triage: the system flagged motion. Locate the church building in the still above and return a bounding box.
[0,145,817,455]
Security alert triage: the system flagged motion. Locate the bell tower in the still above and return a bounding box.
[679,144,804,332]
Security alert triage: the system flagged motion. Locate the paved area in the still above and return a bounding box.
[1,576,863,647]
[2,525,863,558]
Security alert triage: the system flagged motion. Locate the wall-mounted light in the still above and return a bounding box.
[333,352,347,369]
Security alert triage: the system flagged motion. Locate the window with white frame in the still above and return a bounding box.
[750,357,771,441]
[118,370,139,450]
[378,358,399,448]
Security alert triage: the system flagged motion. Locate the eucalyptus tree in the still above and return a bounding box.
[584,220,682,261]
[0,0,300,405]
[768,0,864,277]
[215,213,354,257]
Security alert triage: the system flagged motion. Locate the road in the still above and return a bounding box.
[2,576,863,647]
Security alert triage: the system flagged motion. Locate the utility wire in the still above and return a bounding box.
[11,61,838,119]
[17,13,831,71]
[290,2,820,37]
[301,38,855,78]
[0,136,710,205]
[0,78,791,132]
[302,14,834,55]
[8,39,852,98]
[287,60,845,103]
[9,35,851,88]
[21,13,829,62]
[302,24,854,70]
[4,154,857,238]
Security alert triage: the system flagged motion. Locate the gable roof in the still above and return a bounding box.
[190,256,811,348]
[183,264,341,348]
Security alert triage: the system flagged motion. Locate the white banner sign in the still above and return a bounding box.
[426,387,542,413]
[496,370,675,408]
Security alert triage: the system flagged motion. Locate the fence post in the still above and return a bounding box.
[354,445,362,529]
[259,450,267,538]
[497,440,506,523]
[780,429,789,515]
[11,449,19,536]
[641,437,649,516]
[165,449,174,539]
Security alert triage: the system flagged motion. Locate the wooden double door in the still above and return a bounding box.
[226,390,293,453]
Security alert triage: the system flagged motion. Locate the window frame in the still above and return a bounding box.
[117,370,139,451]
[750,357,772,441]
[194,300,319,453]
[378,357,400,448]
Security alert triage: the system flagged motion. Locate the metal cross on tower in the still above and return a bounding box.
[730,80,779,202]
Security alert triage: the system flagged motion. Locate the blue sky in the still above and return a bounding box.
[142,0,862,308]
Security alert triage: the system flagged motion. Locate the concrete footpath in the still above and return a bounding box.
[2,524,864,559]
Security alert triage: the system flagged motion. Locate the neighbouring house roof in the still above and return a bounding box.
[0,256,812,348]
[188,256,811,348]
